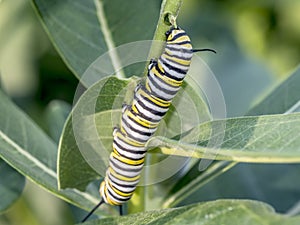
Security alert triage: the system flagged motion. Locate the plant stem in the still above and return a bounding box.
[142,0,183,76]
[128,0,183,214]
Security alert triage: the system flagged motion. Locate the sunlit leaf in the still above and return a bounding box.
[78,200,300,225]
[149,113,300,163]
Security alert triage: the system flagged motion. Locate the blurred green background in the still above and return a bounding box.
[0,0,300,224]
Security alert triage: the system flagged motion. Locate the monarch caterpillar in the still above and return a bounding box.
[82,24,215,222]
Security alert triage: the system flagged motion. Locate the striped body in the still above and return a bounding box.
[99,27,193,205]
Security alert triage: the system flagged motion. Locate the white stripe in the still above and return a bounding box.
[148,72,180,100]
[148,81,176,100]
[114,135,146,152]
[122,113,157,134]
[121,122,150,142]
[166,43,193,51]
[133,96,169,115]
[159,59,187,80]
[149,70,181,92]
[0,130,57,178]
[134,95,167,120]
[108,171,139,186]
[113,142,146,160]
[161,56,190,72]
[164,47,193,59]
[109,178,136,193]
[134,103,163,122]
[109,158,143,177]
[105,182,130,200]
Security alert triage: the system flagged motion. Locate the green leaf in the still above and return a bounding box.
[0,90,108,214]
[32,0,160,83]
[247,66,300,115]
[149,113,300,163]
[78,200,300,225]
[58,76,132,190]
[0,159,25,213]
[45,100,72,143]
[185,163,300,213]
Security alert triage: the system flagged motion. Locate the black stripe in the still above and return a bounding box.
[110,157,143,173]
[159,57,187,81]
[113,139,146,155]
[170,40,191,46]
[164,49,192,61]
[109,171,140,188]
[140,86,171,108]
[109,179,135,194]
[122,130,148,143]
[126,111,155,129]
[113,145,145,162]
[109,178,136,194]
[107,186,130,202]
[165,45,193,54]
[149,75,177,100]
[148,70,178,97]
[122,116,152,137]
[162,53,190,69]
[168,32,187,42]
[139,88,170,113]
[135,96,165,122]
[108,172,139,188]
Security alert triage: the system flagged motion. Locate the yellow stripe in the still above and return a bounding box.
[112,151,145,165]
[120,126,126,135]
[158,62,164,73]
[145,81,151,92]
[131,104,139,114]
[107,179,132,197]
[139,88,171,107]
[151,66,183,87]
[116,129,145,146]
[162,53,191,66]
[127,110,158,129]
[109,167,140,182]
[168,35,190,44]
[105,187,120,205]
[180,43,192,49]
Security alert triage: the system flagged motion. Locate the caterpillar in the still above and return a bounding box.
[82,24,215,222]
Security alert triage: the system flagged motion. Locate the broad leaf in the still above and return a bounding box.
[0,159,25,212]
[184,163,300,213]
[149,113,300,163]
[247,66,300,115]
[45,100,72,143]
[0,90,109,215]
[58,76,131,190]
[32,0,160,84]
[78,200,300,225]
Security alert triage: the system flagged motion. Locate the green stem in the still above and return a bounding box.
[162,161,237,208]
[142,0,183,76]
[128,0,183,214]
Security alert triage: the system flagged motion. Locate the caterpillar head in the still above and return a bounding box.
[165,26,185,42]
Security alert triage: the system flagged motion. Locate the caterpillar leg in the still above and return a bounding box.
[122,103,129,113]
[148,58,157,70]
[119,205,123,216]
